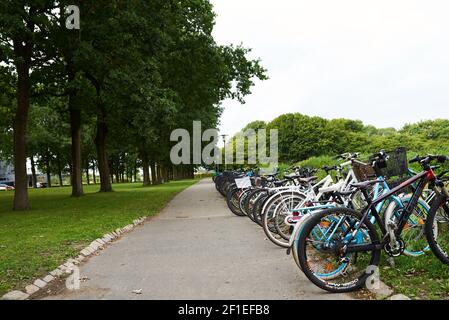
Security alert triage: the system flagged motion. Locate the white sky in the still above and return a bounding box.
[211,0,449,137]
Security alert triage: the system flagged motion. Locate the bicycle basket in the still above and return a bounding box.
[352,160,377,182]
[378,147,409,180]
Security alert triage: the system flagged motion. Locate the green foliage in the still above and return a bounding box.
[0,0,268,193]
[236,113,449,165]
[242,120,267,131]
[27,100,71,176]
[0,66,15,159]
[297,155,335,169]
[297,155,335,179]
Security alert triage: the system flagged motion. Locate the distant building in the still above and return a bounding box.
[0,160,15,184]
[0,160,47,187]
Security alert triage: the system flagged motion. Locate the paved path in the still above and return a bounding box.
[47,179,352,300]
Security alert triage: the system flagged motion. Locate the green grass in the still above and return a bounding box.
[0,180,197,295]
[380,253,449,300]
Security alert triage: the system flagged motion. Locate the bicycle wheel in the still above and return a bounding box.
[252,191,269,226]
[215,176,224,194]
[239,189,254,220]
[273,195,304,240]
[244,189,264,222]
[297,207,381,293]
[292,211,352,280]
[425,193,449,264]
[262,191,305,248]
[384,195,431,257]
[226,187,246,216]
[217,178,228,197]
[292,213,314,267]
[262,200,289,247]
[223,181,234,197]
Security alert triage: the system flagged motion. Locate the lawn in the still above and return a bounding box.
[0,180,197,296]
[380,254,449,300]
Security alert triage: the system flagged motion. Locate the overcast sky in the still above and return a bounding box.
[211,0,449,138]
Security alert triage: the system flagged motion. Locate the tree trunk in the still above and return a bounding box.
[70,105,83,196]
[58,171,63,187]
[95,113,112,192]
[57,156,63,186]
[46,155,52,188]
[68,163,73,185]
[150,162,157,185]
[142,155,150,186]
[163,165,169,182]
[85,160,90,185]
[30,157,37,188]
[155,163,160,183]
[12,44,31,210]
[157,163,163,184]
[92,160,97,184]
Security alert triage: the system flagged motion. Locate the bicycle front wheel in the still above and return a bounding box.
[297,208,381,293]
[226,187,246,216]
[384,195,430,257]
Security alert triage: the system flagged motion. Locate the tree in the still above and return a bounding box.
[0,1,57,209]
[0,66,15,160]
[1,0,268,207]
[27,98,70,188]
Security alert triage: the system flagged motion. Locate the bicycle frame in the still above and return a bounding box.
[260,174,334,217]
[345,169,434,254]
[288,175,403,247]
[293,162,357,209]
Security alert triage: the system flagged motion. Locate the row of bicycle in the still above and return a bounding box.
[213,148,449,293]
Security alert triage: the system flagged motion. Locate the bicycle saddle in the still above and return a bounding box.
[274,179,288,187]
[351,179,384,190]
[284,173,301,180]
[299,176,318,183]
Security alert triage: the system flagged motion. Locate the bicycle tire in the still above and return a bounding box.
[226,187,246,216]
[425,193,449,264]
[297,207,381,293]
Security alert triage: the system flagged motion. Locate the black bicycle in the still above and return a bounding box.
[296,152,449,293]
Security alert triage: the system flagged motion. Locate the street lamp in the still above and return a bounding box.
[220,134,228,170]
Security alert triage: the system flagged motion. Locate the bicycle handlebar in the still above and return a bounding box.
[409,154,449,165]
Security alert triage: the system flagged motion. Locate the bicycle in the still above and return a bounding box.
[296,152,449,293]
[261,154,359,248]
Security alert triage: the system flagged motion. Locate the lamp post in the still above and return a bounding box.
[220,134,228,171]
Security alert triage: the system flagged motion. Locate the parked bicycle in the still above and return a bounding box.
[295,152,449,292]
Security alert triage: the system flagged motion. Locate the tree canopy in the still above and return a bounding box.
[0,0,267,210]
[232,113,449,166]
